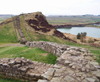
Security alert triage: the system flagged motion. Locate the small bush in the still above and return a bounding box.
[77,32,87,42]
[77,33,81,39]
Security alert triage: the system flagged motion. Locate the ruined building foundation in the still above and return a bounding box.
[0,41,100,82]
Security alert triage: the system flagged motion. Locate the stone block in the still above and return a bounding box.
[50,77,62,82]
[38,80,48,82]
[63,76,75,82]
[42,74,52,80]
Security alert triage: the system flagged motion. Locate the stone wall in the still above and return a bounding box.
[26,41,69,56]
[26,41,90,57]
[0,57,53,82]
[0,41,100,82]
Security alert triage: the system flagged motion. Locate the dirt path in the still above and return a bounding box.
[0,43,25,47]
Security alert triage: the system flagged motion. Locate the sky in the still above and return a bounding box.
[0,0,100,15]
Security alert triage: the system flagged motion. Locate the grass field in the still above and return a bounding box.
[0,19,5,23]
[0,46,57,64]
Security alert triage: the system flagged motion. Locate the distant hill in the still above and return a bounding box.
[0,12,76,43]
[46,15,100,25]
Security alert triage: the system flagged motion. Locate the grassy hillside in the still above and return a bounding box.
[0,20,17,43]
[0,19,5,23]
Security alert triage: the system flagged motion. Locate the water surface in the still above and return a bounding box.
[57,27,100,38]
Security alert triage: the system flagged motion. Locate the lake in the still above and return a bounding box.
[57,27,100,38]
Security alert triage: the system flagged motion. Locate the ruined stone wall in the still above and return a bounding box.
[0,57,53,82]
[26,41,90,57]
[0,41,100,82]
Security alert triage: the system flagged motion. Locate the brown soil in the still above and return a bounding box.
[64,33,100,47]
[41,53,48,56]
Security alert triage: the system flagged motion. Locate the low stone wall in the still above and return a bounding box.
[0,57,53,82]
[26,41,90,56]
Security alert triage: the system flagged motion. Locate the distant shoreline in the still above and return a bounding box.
[53,22,100,28]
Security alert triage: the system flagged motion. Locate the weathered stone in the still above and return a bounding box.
[50,77,62,82]
[92,71,100,78]
[8,60,15,65]
[82,67,86,72]
[42,74,52,80]
[53,64,61,69]
[64,60,70,65]
[85,78,96,82]
[89,61,99,66]
[72,65,76,69]
[38,80,48,82]
[76,72,83,77]
[82,79,88,82]
[63,76,75,82]
[45,68,55,76]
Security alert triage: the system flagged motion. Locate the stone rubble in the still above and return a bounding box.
[0,41,100,82]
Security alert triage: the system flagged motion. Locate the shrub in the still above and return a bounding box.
[77,32,87,42]
[77,33,81,39]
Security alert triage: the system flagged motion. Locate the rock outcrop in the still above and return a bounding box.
[24,12,77,43]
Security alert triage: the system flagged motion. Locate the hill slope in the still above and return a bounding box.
[0,12,76,43]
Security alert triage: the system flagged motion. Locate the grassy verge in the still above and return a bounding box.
[0,46,57,64]
[0,77,25,82]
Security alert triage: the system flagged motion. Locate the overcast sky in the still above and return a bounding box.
[0,0,100,15]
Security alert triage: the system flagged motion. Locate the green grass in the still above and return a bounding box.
[0,22,18,43]
[0,46,57,64]
[90,50,100,63]
[0,77,25,82]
